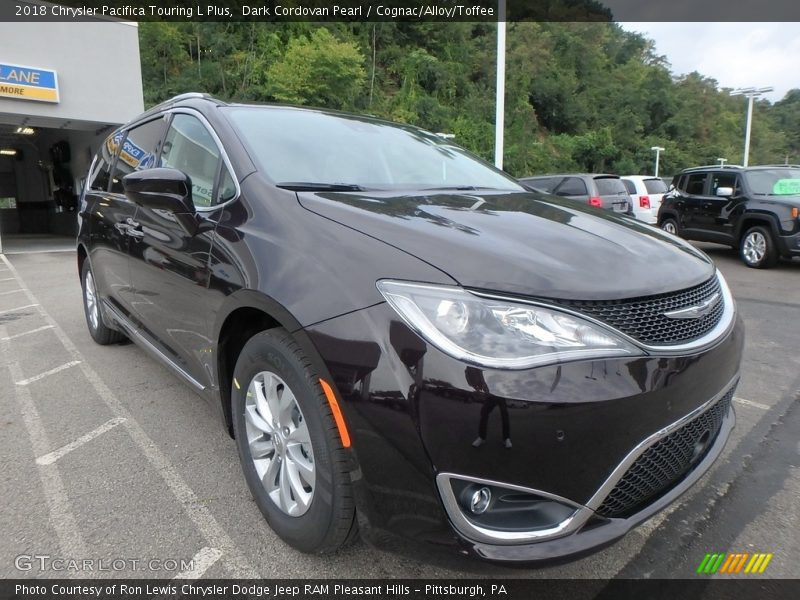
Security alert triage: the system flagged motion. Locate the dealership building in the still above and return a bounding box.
[0,16,144,252]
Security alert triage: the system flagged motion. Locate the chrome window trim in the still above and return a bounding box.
[469,269,736,355]
[436,374,738,545]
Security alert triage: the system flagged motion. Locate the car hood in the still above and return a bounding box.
[297,190,715,301]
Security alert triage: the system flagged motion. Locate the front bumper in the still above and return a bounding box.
[302,303,744,562]
[777,229,800,257]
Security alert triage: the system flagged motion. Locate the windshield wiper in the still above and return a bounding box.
[276,182,365,192]
[421,185,495,191]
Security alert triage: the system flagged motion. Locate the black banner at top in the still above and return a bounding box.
[2,0,800,22]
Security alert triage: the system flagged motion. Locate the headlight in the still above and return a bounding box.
[377,281,642,369]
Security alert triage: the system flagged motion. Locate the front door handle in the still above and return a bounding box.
[117,217,144,239]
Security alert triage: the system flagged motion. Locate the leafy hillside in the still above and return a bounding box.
[139,21,800,177]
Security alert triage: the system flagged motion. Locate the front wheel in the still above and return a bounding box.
[232,329,356,554]
[740,226,778,269]
[81,260,124,345]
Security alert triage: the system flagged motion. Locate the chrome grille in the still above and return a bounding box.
[557,276,724,345]
[595,388,734,519]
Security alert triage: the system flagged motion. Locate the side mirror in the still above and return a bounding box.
[715,186,733,197]
[123,167,195,213]
[123,168,209,235]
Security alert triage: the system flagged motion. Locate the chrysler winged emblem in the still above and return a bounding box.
[663,292,721,320]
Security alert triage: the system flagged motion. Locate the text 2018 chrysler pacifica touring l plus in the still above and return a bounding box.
[77,93,743,563]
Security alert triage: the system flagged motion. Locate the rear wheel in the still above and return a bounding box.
[232,328,356,553]
[660,217,679,235]
[81,261,123,345]
[740,226,778,269]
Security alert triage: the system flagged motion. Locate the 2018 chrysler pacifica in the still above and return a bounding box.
[77,93,743,563]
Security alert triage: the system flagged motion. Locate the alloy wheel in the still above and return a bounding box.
[244,371,315,517]
[662,221,677,234]
[84,270,99,330]
[742,231,766,265]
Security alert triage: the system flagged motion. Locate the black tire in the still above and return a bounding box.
[660,217,680,236]
[231,328,356,554]
[81,260,124,345]
[740,225,779,269]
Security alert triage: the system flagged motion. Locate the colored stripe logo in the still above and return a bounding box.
[697,552,773,574]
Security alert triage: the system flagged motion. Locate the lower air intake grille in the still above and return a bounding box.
[595,388,734,519]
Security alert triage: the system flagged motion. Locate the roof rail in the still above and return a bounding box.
[169,92,209,102]
[683,164,744,171]
[134,92,225,122]
[751,164,800,168]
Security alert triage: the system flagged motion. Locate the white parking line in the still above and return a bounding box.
[172,547,223,579]
[15,360,81,386]
[0,325,87,558]
[36,417,127,466]
[0,277,16,282]
[0,288,24,296]
[0,254,260,578]
[734,396,770,411]
[0,303,38,316]
[1,325,54,341]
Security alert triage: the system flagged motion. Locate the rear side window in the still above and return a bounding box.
[643,178,668,194]
[622,179,637,194]
[161,114,222,208]
[110,116,169,193]
[684,173,707,195]
[594,177,626,195]
[555,177,588,196]
[522,177,560,192]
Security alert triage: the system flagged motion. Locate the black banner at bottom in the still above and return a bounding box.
[2,580,799,600]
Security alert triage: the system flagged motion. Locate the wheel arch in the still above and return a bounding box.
[657,208,680,227]
[213,290,335,438]
[735,213,780,243]
[77,243,88,282]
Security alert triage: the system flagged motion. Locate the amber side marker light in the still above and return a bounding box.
[792,207,799,218]
[320,378,351,448]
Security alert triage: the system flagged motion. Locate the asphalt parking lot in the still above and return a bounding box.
[1,244,798,580]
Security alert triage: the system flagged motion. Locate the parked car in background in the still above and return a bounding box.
[78,94,742,563]
[519,174,634,215]
[658,164,800,268]
[622,175,669,224]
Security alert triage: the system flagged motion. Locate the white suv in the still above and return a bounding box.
[622,176,669,224]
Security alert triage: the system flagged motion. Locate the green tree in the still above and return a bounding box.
[265,28,366,110]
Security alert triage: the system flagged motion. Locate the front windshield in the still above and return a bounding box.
[744,168,800,196]
[224,107,522,191]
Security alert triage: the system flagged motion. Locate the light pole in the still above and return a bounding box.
[651,146,665,178]
[717,158,728,166]
[494,0,506,169]
[730,87,773,167]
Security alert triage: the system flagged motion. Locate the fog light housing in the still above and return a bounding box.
[438,474,589,544]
